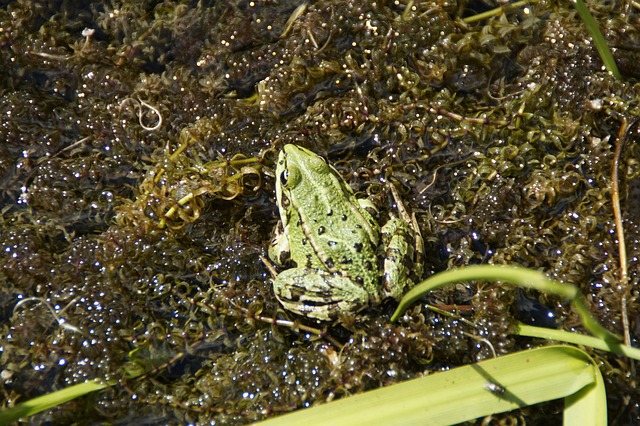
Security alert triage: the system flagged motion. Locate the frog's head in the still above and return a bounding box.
[276,144,336,199]
[277,144,330,188]
[275,144,357,224]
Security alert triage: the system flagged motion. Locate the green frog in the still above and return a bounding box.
[267,144,423,321]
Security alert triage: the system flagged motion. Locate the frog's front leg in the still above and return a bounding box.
[272,268,377,321]
[268,221,291,267]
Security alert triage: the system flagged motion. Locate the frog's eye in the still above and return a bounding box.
[280,170,289,186]
[280,167,301,188]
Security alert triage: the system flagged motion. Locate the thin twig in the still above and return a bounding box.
[611,117,631,347]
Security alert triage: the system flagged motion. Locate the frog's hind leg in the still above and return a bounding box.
[382,185,424,298]
[389,185,424,272]
[272,268,373,321]
[381,219,415,299]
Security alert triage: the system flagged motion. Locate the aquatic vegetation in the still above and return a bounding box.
[1,0,640,424]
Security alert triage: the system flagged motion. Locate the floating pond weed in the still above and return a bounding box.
[1,0,640,424]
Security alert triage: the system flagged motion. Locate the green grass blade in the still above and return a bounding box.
[518,323,640,360]
[391,265,621,343]
[256,346,603,426]
[572,0,622,80]
[462,0,533,24]
[564,358,607,426]
[0,379,115,424]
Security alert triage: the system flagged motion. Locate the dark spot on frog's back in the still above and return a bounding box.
[327,241,337,246]
[353,242,363,252]
[341,214,347,221]
[341,257,352,264]
[327,209,333,216]
[355,276,364,285]
[326,258,335,268]
[364,260,373,270]
[318,226,325,235]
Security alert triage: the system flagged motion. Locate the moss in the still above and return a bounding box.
[1,0,640,424]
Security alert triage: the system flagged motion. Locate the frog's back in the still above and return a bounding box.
[281,145,382,294]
